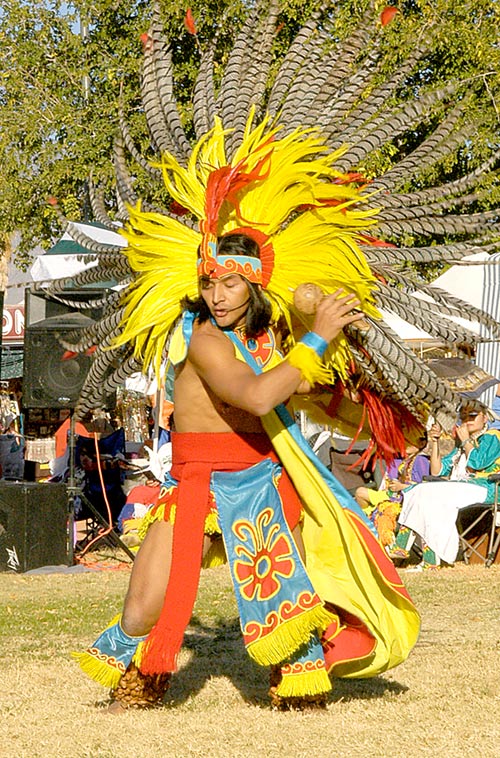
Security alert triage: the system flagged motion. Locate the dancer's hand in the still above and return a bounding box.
[312,289,365,343]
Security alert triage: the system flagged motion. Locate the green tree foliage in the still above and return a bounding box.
[0,0,498,267]
[0,0,145,263]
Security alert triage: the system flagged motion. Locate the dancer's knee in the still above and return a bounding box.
[121,590,161,636]
[120,521,173,636]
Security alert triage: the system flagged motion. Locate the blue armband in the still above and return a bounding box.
[299,331,328,358]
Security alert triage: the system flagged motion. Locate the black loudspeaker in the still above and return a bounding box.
[0,482,68,572]
[23,313,96,409]
[25,289,106,327]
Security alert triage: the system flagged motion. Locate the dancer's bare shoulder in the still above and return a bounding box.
[188,319,246,377]
[173,320,262,433]
[189,318,233,355]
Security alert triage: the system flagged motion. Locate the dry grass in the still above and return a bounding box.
[0,556,499,758]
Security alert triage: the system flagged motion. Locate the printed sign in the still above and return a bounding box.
[2,305,24,344]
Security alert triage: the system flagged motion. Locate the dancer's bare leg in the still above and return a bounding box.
[109,521,212,713]
[107,520,173,713]
[121,521,214,635]
[121,520,174,637]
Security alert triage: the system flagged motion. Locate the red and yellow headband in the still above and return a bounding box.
[197,240,263,284]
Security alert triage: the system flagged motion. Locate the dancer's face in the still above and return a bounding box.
[200,274,250,329]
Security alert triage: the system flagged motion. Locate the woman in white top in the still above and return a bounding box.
[394,405,500,569]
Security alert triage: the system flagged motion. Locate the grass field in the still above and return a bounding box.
[0,556,499,758]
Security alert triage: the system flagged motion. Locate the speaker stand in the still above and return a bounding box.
[67,414,136,564]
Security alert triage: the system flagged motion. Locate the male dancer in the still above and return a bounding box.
[76,234,420,711]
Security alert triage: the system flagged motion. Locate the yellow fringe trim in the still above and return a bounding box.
[138,502,169,540]
[139,502,222,547]
[286,343,333,386]
[202,539,227,568]
[203,511,221,535]
[276,667,332,698]
[247,605,333,667]
[72,614,124,689]
[132,639,145,668]
[72,649,124,689]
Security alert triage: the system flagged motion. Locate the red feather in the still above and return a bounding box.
[204,149,273,232]
[332,172,369,185]
[140,32,151,49]
[380,6,399,27]
[62,350,77,360]
[170,200,190,217]
[354,387,422,468]
[358,233,397,248]
[184,8,197,36]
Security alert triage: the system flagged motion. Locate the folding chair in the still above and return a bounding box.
[71,428,136,561]
[329,438,380,495]
[457,473,500,567]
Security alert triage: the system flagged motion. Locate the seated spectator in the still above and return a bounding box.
[76,429,127,524]
[394,404,500,570]
[355,432,429,547]
[118,471,161,550]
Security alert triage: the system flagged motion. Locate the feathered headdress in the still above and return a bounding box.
[117,112,380,382]
[37,1,500,462]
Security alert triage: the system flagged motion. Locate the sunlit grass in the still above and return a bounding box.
[1,559,499,758]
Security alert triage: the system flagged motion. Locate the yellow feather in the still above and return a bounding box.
[116,113,381,379]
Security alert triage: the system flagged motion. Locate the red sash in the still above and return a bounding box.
[140,431,302,674]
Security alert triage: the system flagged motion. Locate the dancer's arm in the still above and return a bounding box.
[189,292,364,416]
[429,423,443,475]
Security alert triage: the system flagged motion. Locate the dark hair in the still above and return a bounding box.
[181,233,272,337]
[459,403,486,421]
[217,233,261,258]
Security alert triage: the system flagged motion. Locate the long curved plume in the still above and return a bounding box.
[38,0,500,438]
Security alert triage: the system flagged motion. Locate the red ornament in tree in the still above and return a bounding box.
[184,8,197,36]
[380,6,398,26]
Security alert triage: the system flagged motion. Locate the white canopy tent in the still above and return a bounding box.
[381,252,500,405]
[380,309,434,343]
[30,222,126,283]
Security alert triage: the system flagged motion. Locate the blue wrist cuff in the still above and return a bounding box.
[300,331,328,358]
